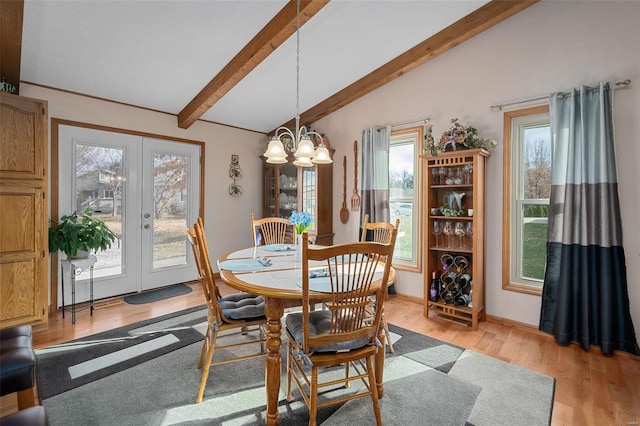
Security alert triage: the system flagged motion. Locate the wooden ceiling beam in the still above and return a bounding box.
[178,0,330,129]
[275,0,539,133]
[0,0,24,94]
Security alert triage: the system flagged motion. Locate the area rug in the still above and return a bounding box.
[35,307,554,425]
[123,283,193,304]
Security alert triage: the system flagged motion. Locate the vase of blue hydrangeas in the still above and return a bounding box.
[289,211,313,261]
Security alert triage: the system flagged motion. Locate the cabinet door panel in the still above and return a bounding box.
[0,192,36,252]
[0,260,37,322]
[0,94,46,180]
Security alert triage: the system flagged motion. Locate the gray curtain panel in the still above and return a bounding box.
[539,82,639,356]
[360,126,391,227]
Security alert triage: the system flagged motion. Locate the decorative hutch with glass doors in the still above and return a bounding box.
[261,152,334,245]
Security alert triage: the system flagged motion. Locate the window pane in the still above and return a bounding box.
[389,131,419,268]
[389,142,414,261]
[523,126,551,199]
[521,203,548,281]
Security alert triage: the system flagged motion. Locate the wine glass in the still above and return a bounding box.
[432,221,442,247]
[454,222,466,248]
[443,221,454,247]
[463,164,473,185]
[439,167,448,185]
[466,222,473,248]
[432,168,440,185]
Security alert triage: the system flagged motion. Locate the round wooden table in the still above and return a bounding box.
[218,245,393,426]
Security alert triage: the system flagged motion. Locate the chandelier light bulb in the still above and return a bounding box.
[312,146,332,164]
[293,156,313,167]
[294,137,315,158]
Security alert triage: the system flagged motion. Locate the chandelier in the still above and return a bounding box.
[262,0,332,167]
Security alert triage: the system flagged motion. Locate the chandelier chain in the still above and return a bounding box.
[295,0,300,120]
[261,0,332,167]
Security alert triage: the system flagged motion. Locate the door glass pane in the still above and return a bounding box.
[152,153,188,269]
[75,144,125,279]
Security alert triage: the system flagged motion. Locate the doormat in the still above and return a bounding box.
[123,283,192,305]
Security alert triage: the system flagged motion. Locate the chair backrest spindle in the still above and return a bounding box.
[250,213,296,246]
[300,230,397,354]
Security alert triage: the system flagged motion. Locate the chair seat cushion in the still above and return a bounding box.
[285,310,370,353]
[0,326,32,341]
[219,292,265,320]
[0,326,35,396]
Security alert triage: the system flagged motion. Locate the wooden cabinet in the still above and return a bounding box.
[262,153,334,245]
[422,148,487,330]
[0,93,49,328]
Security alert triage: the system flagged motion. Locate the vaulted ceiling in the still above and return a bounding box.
[6,0,537,134]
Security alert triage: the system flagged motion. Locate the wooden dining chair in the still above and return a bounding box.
[360,213,400,353]
[250,213,296,246]
[285,231,397,426]
[188,217,267,403]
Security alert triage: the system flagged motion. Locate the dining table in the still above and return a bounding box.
[217,243,394,426]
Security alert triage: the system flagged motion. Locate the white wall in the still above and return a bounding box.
[313,1,640,331]
[21,83,266,268]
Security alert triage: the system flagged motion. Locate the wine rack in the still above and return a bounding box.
[422,148,488,330]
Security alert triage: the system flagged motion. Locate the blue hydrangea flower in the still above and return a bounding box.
[289,211,313,234]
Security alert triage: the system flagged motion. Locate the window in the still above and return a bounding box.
[388,127,422,272]
[503,106,550,295]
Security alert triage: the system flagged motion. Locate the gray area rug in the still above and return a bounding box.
[35,307,554,425]
[123,283,193,305]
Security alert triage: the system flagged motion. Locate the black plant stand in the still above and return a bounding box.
[61,255,97,324]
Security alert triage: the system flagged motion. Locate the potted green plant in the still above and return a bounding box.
[49,207,118,259]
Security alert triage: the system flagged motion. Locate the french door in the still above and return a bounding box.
[57,125,200,303]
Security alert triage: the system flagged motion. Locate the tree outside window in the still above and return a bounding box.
[503,106,550,294]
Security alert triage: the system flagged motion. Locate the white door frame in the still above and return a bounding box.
[56,123,202,305]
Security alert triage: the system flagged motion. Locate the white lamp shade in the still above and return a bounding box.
[264,139,286,158]
[294,137,315,158]
[266,154,287,164]
[293,156,313,167]
[312,146,332,164]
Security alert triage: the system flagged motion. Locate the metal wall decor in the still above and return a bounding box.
[229,155,242,197]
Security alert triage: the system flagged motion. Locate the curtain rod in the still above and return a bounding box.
[376,116,430,131]
[489,79,631,112]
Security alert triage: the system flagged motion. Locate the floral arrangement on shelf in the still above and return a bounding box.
[423,124,441,154]
[426,118,498,155]
[289,211,313,235]
[439,206,466,217]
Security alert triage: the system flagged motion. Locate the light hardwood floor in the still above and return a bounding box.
[2,282,639,425]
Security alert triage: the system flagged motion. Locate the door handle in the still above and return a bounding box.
[144,224,151,229]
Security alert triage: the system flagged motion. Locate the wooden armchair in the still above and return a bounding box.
[285,231,397,426]
[360,214,400,353]
[187,217,267,403]
[250,213,295,246]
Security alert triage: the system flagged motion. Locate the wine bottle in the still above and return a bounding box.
[429,270,438,302]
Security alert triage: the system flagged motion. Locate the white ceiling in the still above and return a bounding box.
[21,0,490,133]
